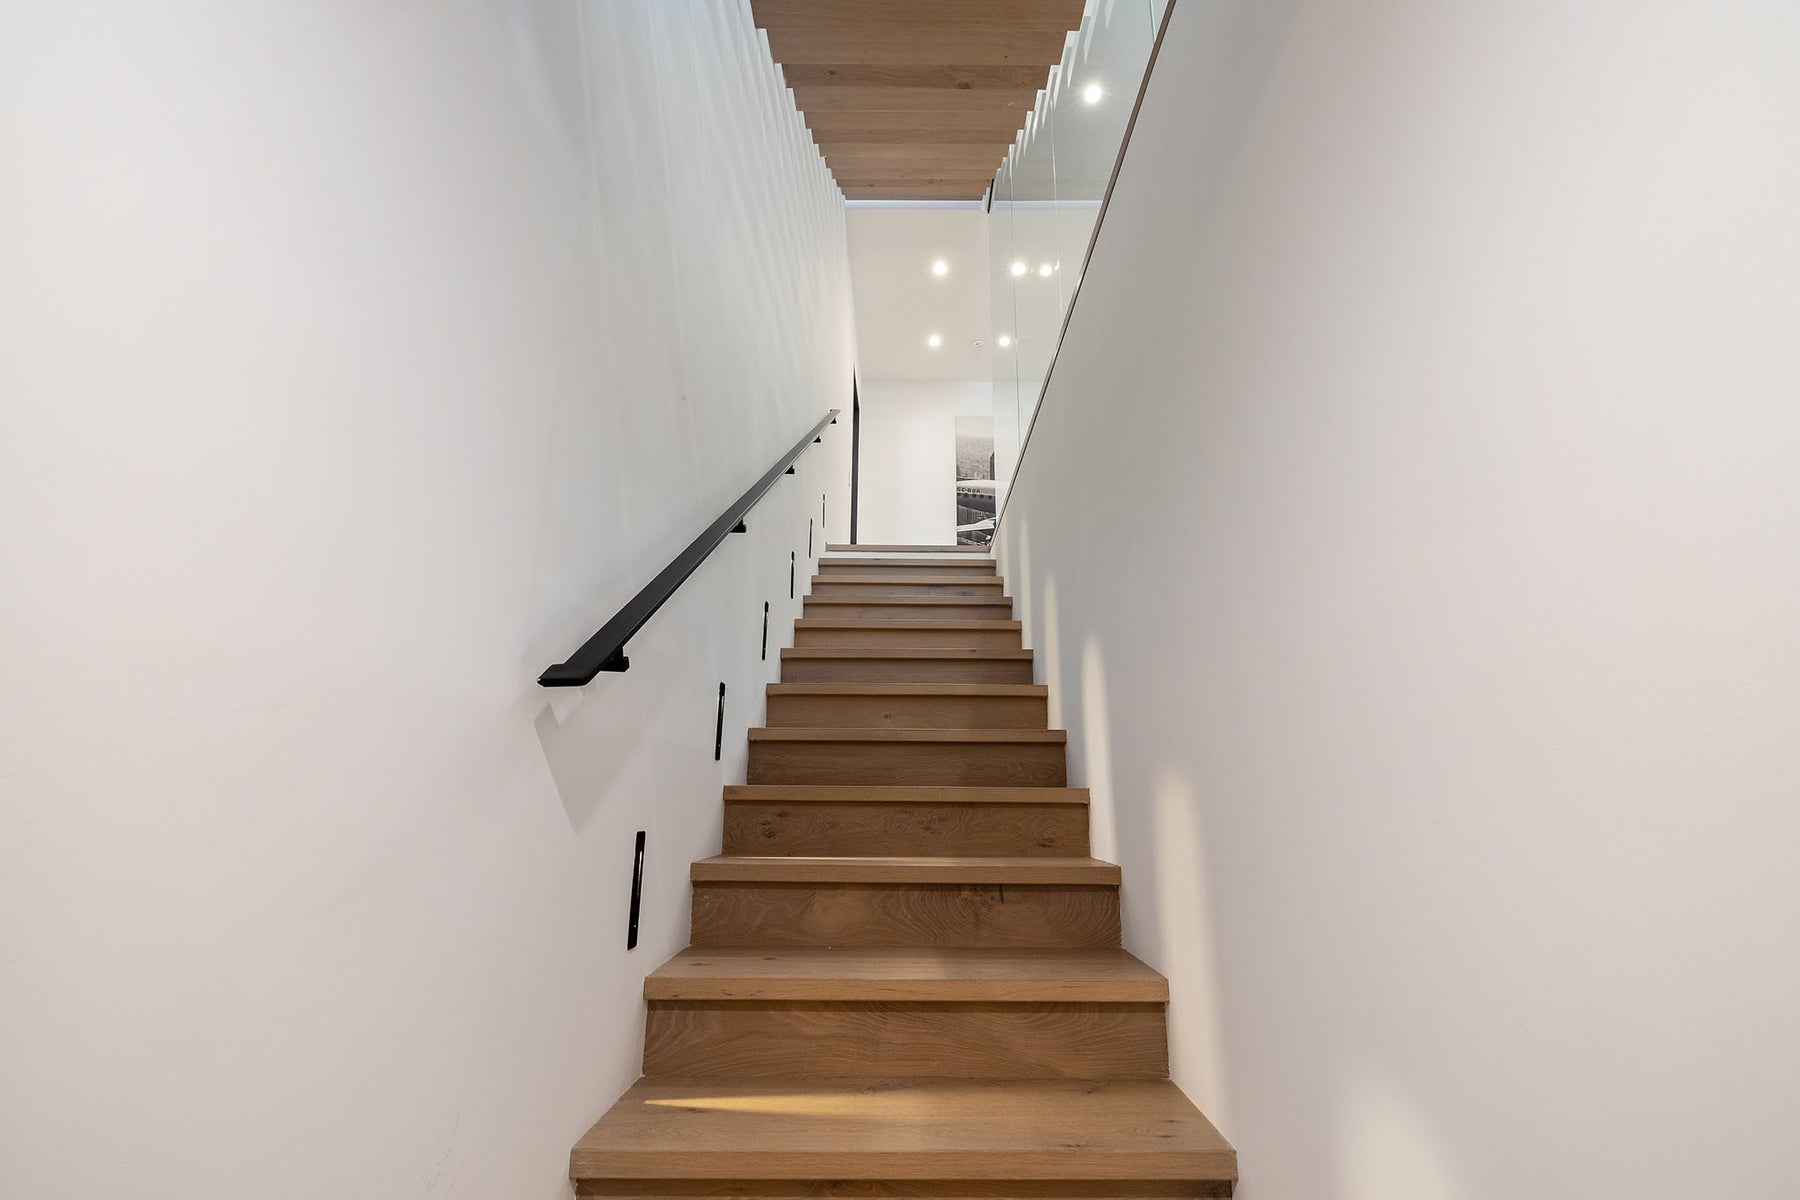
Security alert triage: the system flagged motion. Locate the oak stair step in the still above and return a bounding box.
[763,683,1048,729]
[688,856,1122,949]
[748,727,1065,786]
[722,784,1089,804]
[645,947,1167,1002]
[826,542,989,553]
[569,1077,1236,1184]
[690,855,1115,886]
[781,647,1033,684]
[793,618,1024,649]
[725,780,1086,856]
[802,595,1014,620]
[642,999,1167,1081]
[819,558,1001,577]
[808,574,1006,598]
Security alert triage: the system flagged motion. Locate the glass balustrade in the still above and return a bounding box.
[989,0,1162,511]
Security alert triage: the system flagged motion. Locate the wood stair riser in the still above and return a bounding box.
[794,624,1023,649]
[781,657,1034,685]
[747,740,1066,787]
[818,567,999,582]
[642,1000,1167,1080]
[724,801,1089,857]
[826,543,990,555]
[804,600,1014,621]
[689,883,1121,949]
[808,580,1005,599]
[576,1183,1230,1197]
[763,689,1048,729]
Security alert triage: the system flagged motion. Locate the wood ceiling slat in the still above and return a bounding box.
[752,1,1087,36]
[791,86,1039,114]
[782,65,1051,91]
[806,111,1026,144]
[767,29,1069,66]
[839,184,992,200]
[822,145,1008,168]
[751,1,1082,199]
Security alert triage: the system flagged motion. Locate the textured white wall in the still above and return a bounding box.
[0,2,853,1197]
[856,381,993,546]
[998,2,1800,1197]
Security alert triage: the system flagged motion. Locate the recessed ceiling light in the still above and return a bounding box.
[1010,261,1027,276]
[927,333,942,348]
[1038,263,1054,277]
[931,258,949,277]
[998,334,1013,348]
[1083,83,1104,105]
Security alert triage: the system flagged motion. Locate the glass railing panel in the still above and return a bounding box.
[987,0,1161,501]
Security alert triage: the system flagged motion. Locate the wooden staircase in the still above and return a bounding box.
[571,548,1237,1197]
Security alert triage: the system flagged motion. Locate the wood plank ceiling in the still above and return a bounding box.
[749,0,1087,201]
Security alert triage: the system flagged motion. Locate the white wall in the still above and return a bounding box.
[997,2,1800,1197]
[0,3,854,1198]
[855,381,992,546]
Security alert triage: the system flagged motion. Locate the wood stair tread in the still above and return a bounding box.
[724,784,1088,804]
[820,557,998,567]
[570,1077,1235,1181]
[795,618,1023,630]
[765,683,1046,695]
[826,543,989,553]
[749,728,1065,743]
[781,647,1032,659]
[811,573,1004,585]
[645,947,1168,1001]
[804,595,1010,605]
[690,855,1120,885]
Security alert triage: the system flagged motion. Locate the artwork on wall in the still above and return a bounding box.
[954,416,996,546]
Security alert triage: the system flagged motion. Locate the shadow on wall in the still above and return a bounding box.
[533,686,649,833]
[1005,510,1498,1200]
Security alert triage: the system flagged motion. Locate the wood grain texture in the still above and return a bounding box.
[826,543,989,553]
[780,649,1033,685]
[689,882,1119,949]
[643,1000,1167,1080]
[763,684,1048,729]
[793,620,1023,649]
[690,856,1112,886]
[804,111,1030,143]
[724,800,1087,856]
[569,538,1233,1189]
[747,727,1064,784]
[802,598,1014,620]
[723,785,1089,805]
[645,948,1168,1003]
[818,558,997,572]
[806,576,1004,598]
[753,1,1087,36]
[570,1078,1235,1181]
[767,28,1068,67]
[578,1180,1231,1197]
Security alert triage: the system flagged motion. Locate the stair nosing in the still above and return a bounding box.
[748,727,1065,744]
[781,652,1030,658]
[643,947,1169,1002]
[722,784,1089,805]
[765,683,1047,695]
[689,855,1121,886]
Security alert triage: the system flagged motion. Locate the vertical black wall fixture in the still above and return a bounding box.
[808,519,814,557]
[626,830,646,950]
[850,375,861,545]
[789,551,796,599]
[713,683,725,761]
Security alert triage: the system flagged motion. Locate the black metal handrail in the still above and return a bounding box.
[538,408,839,686]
